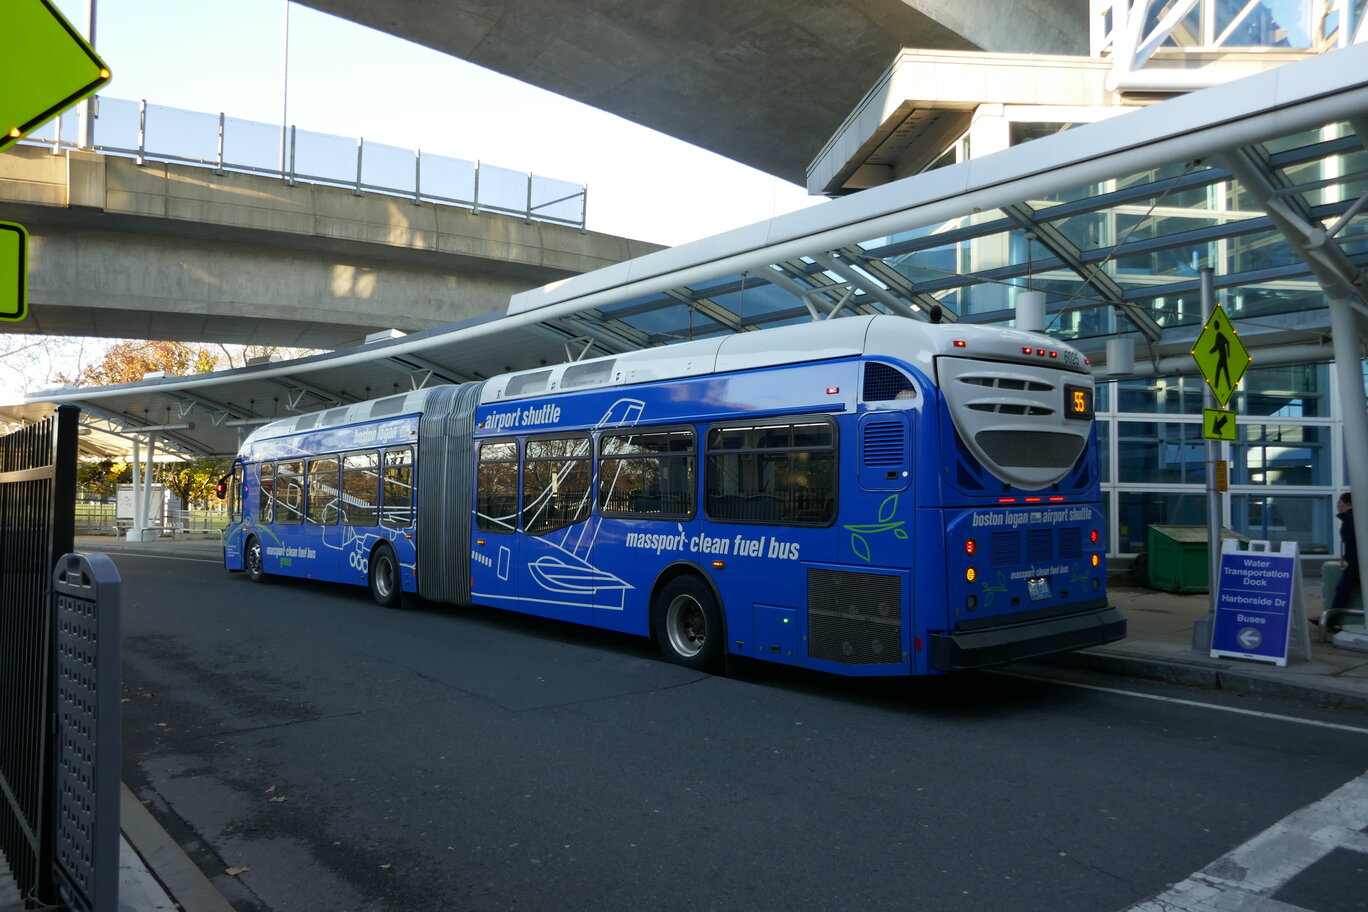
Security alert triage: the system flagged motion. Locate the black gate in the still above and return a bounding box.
[0,406,77,908]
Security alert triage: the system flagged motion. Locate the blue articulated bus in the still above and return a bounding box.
[223,316,1125,675]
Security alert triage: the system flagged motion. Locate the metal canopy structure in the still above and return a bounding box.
[14,44,1368,469]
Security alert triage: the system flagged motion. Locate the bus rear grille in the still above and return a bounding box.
[807,569,902,665]
[975,430,1085,469]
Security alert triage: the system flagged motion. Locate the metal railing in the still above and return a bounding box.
[23,97,588,231]
[75,503,228,536]
[0,407,77,910]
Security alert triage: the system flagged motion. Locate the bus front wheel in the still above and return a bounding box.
[369,543,403,609]
[653,576,723,672]
[245,536,267,583]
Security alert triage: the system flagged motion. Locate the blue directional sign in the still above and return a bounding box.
[1210,540,1302,666]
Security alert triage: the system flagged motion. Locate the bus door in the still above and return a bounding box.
[473,438,522,610]
[518,435,596,625]
[222,461,246,571]
[303,456,342,581]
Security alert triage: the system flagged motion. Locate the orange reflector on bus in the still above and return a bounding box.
[966,567,977,582]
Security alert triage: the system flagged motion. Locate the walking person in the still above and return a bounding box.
[1316,492,1360,631]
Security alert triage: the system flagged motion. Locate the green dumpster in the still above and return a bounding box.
[1145,525,1249,593]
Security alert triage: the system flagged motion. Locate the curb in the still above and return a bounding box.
[1038,648,1368,712]
[121,784,236,912]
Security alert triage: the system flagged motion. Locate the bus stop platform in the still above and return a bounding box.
[78,534,1368,712]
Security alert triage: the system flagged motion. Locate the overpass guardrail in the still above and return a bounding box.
[22,97,588,231]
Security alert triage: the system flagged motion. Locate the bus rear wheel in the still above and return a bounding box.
[369,543,403,609]
[653,576,723,672]
[245,536,267,583]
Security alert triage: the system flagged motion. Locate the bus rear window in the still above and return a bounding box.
[705,419,836,526]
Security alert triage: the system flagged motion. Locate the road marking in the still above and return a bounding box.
[110,552,221,565]
[1123,770,1368,911]
[994,671,1368,735]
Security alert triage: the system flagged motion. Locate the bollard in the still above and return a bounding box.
[50,553,121,912]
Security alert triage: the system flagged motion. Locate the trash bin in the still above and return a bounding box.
[1145,525,1249,593]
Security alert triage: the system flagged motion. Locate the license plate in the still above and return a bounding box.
[1027,577,1050,601]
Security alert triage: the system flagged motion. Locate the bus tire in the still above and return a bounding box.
[245,536,268,583]
[369,543,403,609]
[653,575,723,672]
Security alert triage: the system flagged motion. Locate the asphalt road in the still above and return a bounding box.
[113,553,1368,912]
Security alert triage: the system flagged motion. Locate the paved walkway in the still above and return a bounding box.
[8,535,1360,912]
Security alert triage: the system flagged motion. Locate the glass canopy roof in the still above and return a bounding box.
[560,121,1365,359]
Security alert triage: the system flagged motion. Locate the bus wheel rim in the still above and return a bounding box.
[247,540,261,574]
[665,594,705,658]
[375,555,393,598]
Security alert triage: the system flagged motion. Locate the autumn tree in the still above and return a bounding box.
[158,458,232,510]
[75,459,131,502]
[57,340,221,387]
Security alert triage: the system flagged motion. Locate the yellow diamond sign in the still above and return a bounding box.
[1190,304,1250,407]
[0,0,111,152]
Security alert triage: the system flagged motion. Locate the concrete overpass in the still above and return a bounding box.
[302,0,1087,184]
[0,145,661,348]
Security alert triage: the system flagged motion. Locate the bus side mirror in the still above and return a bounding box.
[215,474,230,500]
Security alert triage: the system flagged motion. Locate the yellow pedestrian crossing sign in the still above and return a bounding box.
[1191,304,1250,407]
[0,223,27,322]
[1,0,111,153]
[1203,407,1237,442]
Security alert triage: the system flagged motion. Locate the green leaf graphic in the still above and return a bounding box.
[878,493,899,524]
[851,533,871,563]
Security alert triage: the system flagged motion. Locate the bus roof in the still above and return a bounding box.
[239,315,1090,449]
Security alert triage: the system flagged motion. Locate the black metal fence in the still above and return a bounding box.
[0,407,77,909]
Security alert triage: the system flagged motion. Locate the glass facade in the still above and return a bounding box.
[1098,362,1347,557]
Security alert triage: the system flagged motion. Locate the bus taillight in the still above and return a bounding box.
[965,538,976,555]
[1090,529,1099,544]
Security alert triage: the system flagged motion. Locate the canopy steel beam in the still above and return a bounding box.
[1004,203,1164,341]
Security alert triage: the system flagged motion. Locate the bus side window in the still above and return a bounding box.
[258,463,275,524]
[306,455,340,525]
[381,447,414,528]
[599,428,695,518]
[523,436,591,536]
[705,418,837,526]
[341,451,380,526]
[231,464,244,523]
[477,439,519,533]
[276,461,305,524]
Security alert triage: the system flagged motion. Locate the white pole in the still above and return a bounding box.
[279,1,291,177]
[129,437,143,539]
[141,436,157,537]
[77,0,97,149]
[1328,294,1368,613]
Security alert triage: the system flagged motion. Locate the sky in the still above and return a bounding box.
[48,0,824,248]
